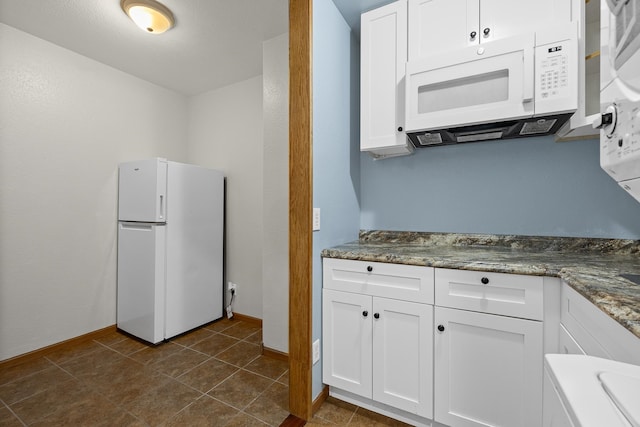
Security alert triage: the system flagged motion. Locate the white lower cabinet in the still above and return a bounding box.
[434,306,543,427]
[323,259,546,427]
[323,288,434,418]
[373,296,433,417]
[322,289,373,398]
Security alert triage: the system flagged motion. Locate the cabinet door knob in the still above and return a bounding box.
[481,277,489,285]
[397,126,403,132]
[367,265,373,272]
[483,27,490,36]
[374,313,380,319]
[437,324,445,332]
[470,31,477,39]
[362,310,368,317]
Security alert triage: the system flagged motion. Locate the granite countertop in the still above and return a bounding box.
[321,230,640,339]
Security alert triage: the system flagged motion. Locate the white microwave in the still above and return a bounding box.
[598,0,640,202]
[405,24,578,147]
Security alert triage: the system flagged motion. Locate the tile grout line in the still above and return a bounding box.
[1,400,27,427]
[49,337,210,426]
[0,322,290,426]
[233,364,288,425]
[46,351,152,426]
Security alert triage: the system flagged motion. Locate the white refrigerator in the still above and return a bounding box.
[117,158,224,344]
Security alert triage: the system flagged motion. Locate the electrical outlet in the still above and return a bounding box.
[312,339,320,364]
[228,282,237,293]
[313,208,320,231]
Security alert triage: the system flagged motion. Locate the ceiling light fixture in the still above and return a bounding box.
[121,0,175,34]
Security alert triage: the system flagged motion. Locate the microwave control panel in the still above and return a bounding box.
[536,42,570,99]
[534,37,577,115]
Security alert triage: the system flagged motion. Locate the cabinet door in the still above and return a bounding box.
[434,307,543,427]
[409,0,479,59]
[361,0,411,157]
[479,0,572,44]
[322,289,372,398]
[372,298,433,418]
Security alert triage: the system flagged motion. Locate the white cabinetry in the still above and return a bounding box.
[408,0,572,60]
[360,0,413,159]
[433,269,544,427]
[372,297,432,415]
[322,289,372,397]
[559,282,640,365]
[557,0,605,140]
[543,282,640,427]
[322,259,434,420]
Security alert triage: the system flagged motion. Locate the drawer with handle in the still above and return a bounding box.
[435,268,543,320]
[323,258,434,304]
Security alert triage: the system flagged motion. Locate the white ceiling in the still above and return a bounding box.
[0,0,289,96]
[0,0,393,96]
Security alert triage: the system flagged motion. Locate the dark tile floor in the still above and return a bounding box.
[306,397,412,427]
[0,318,289,426]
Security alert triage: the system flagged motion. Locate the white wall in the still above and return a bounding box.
[262,33,289,353]
[187,77,264,320]
[0,23,188,361]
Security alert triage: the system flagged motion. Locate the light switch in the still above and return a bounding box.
[313,208,320,231]
[313,339,320,364]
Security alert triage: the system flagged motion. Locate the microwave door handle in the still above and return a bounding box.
[522,46,534,103]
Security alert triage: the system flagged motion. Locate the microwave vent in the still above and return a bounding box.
[417,133,444,145]
[457,131,504,142]
[520,118,557,135]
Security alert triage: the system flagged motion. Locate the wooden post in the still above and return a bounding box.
[288,0,313,420]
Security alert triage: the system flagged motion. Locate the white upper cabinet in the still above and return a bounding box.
[557,0,604,140]
[408,0,573,60]
[408,0,477,59]
[361,0,413,158]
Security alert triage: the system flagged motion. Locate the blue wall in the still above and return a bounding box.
[312,0,640,407]
[361,136,640,239]
[312,0,361,399]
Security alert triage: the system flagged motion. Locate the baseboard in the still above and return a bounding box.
[279,414,306,427]
[263,346,289,362]
[312,385,330,414]
[231,312,263,326]
[0,325,117,369]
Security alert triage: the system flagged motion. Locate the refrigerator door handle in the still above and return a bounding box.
[159,195,164,220]
[120,223,153,231]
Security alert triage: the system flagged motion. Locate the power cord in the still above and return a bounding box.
[226,288,235,319]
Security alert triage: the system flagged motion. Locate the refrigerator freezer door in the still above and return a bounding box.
[117,222,166,343]
[164,161,224,338]
[118,158,168,222]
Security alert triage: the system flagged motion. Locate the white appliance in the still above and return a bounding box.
[598,0,640,202]
[405,24,578,147]
[544,354,640,427]
[117,158,224,344]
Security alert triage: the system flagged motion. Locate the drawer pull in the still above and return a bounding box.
[481,277,489,285]
[437,324,445,332]
[362,310,368,317]
[374,313,380,319]
[367,266,373,272]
